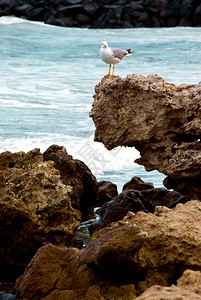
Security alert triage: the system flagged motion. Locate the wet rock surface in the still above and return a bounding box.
[90,74,201,199]
[90,186,187,233]
[0,145,98,280]
[0,0,201,28]
[15,200,201,299]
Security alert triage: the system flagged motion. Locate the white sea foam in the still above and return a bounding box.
[0,16,51,27]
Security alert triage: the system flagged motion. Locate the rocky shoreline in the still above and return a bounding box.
[1,74,201,299]
[0,0,201,28]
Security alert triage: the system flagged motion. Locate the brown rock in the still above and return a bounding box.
[0,148,81,274]
[97,180,118,206]
[136,269,201,299]
[90,74,201,198]
[15,200,201,299]
[123,177,154,191]
[43,145,98,220]
[86,200,201,293]
[0,145,98,279]
[15,244,82,300]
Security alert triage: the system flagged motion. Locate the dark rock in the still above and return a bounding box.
[14,4,34,16]
[90,14,106,28]
[83,2,99,15]
[30,0,47,8]
[74,159,98,220]
[0,0,199,28]
[90,187,187,233]
[43,145,98,221]
[57,4,83,17]
[129,2,144,11]
[64,0,83,4]
[194,13,201,25]
[195,3,201,15]
[26,7,47,21]
[0,0,17,9]
[75,13,90,25]
[178,18,192,26]
[97,181,118,206]
[146,6,159,14]
[164,17,177,26]
[123,177,154,191]
[90,190,147,233]
[150,15,161,26]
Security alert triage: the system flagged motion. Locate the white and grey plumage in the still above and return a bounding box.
[100,41,132,76]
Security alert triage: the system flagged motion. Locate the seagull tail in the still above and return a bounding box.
[126,49,133,54]
[126,49,133,56]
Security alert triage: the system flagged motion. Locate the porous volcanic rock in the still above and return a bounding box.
[89,187,187,233]
[136,269,201,300]
[0,146,98,280]
[90,74,201,199]
[83,200,201,294]
[15,200,201,299]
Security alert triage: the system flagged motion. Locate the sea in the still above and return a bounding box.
[1,16,201,191]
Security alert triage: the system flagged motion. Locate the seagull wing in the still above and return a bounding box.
[111,48,129,60]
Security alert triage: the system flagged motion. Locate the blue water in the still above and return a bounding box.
[1,16,201,191]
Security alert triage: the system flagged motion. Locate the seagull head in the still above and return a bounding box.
[101,41,108,48]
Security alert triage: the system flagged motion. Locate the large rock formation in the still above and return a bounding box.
[15,200,201,299]
[90,74,201,198]
[0,145,98,280]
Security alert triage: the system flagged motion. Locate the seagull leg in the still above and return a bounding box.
[112,65,115,76]
[107,64,111,77]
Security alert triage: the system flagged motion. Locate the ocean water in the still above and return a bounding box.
[1,16,201,191]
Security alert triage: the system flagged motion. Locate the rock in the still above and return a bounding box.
[75,13,90,25]
[90,187,187,233]
[178,17,192,26]
[0,146,98,280]
[15,244,82,300]
[84,200,201,293]
[136,269,201,299]
[0,0,199,28]
[90,74,201,199]
[57,4,83,17]
[14,4,34,16]
[26,7,47,21]
[83,2,99,15]
[15,200,201,299]
[43,145,98,220]
[123,176,154,191]
[97,180,118,206]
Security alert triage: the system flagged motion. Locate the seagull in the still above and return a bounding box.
[100,41,132,77]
